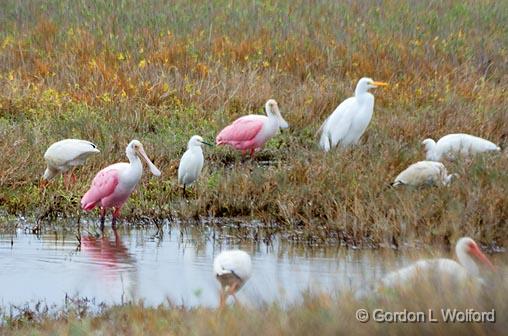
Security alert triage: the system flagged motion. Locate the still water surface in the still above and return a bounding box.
[0,221,505,308]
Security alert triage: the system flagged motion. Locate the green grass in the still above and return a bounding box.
[0,0,506,247]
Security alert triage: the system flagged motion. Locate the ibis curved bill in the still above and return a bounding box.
[213,250,252,307]
[319,77,388,151]
[80,140,160,229]
[216,99,288,157]
[422,133,501,161]
[42,139,100,188]
[379,237,495,291]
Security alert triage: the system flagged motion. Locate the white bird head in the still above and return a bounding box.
[126,140,161,176]
[355,77,389,95]
[421,138,438,160]
[456,237,495,277]
[188,135,213,149]
[444,173,459,186]
[265,99,289,129]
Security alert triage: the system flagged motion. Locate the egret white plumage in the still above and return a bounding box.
[422,133,500,161]
[42,139,100,188]
[213,250,252,307]
[379,237,495,291]
[318,77,388,151]
[392,161,457,187]
[178,135,212,195]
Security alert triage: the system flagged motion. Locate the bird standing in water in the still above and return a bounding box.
[81,140,161,229]
[213,250,252,308]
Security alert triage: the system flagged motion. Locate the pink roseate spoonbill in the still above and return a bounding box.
[81,140,161,229]
[422,133,501,161]
[318,77,388,151]
[213,250,252,308]
[42,139,100,189]
[178,135,213,196]
[216,99,289,157]
[379,237,495,291]
[391,161,458,187]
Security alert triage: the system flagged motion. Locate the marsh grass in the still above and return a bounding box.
[2,277,507,335]
[0,0,507,246]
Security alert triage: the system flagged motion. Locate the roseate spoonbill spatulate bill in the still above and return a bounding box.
[81,140,161,229]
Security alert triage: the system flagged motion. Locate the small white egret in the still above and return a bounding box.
[379,237,495,291]
[318,77,388,151]
[213,250,252,307]
[178,135,212,195]
[422,133,500,161]
[42,139,100,188]
[392,161,457,187]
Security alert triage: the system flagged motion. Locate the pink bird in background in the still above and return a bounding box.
[216,99,289,157]
[81,140,161,229]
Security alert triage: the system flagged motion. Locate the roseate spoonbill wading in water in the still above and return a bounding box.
[178,135,212,196]
[41,139,100,189]
[391,161,457,187]
[379,237,495,291]
[213,250,252,308]
[318,77,388,151]
[216,99,288,157]
[422,133,501,161]
[81,140,161,229]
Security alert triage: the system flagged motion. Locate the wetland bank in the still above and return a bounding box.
[0,0,507,334]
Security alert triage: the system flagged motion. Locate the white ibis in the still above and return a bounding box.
[42,139,100,188]
[213,250,252,307]
[392,161,457,187]
[379,237,495,290]
[422,133,500,161]
[318,77,388,151]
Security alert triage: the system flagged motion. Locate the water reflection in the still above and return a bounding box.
[0,222,505,309]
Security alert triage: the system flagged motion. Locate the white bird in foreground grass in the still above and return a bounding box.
[178,135,213,195]
[213,250,252,307]
[379,237,495,291]
[318,77,388,151]
[392,161,457,187]
[422,133,501,161]
[42,139,100,189]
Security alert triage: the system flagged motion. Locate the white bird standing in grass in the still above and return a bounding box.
[391,161,457,187]
[178,135,212,195]
[422,133,501,161]
[318,77,388,151]
[213,250,252,308]
[379,237,495,291]
[42,139,100,189]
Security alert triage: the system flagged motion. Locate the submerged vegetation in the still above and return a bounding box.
[0,0,507,247]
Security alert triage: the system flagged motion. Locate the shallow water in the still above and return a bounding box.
[0,220,505,309]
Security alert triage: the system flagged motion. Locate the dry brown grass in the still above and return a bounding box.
[0,0,506,246]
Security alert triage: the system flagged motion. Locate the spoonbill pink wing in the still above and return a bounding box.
[81,168,119,210]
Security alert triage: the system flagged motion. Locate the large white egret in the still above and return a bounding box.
[318,77,388,151]
[42,139,100,188]
[392,161,457,187]
[213,250,252,307]
[178,135,212,195]
[379,237,495,291]
[422,133,500,161]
